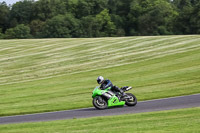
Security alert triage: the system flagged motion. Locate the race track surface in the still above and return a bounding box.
[0,94,200,124]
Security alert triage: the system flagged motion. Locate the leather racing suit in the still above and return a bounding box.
[100,79,124,95]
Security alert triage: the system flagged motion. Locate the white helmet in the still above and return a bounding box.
[97,76,104,84]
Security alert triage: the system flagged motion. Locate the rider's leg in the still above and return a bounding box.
[112,86,125,96]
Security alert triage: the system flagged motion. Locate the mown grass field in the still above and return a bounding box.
[0,35,200,116]
[0,107,199,133]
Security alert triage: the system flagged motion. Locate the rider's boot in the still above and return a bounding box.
[120,90,126,101]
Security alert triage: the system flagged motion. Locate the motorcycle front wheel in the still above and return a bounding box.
[125,93,137,106]
[93,96,108,110]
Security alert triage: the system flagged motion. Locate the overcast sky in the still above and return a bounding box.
[0,0,38,5]
[0,0,22,5]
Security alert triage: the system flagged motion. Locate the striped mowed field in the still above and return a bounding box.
[0,35,200,116]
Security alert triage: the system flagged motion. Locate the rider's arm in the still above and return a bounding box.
[104,80,113,89]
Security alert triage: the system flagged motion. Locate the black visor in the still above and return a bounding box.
[97,79,101,84]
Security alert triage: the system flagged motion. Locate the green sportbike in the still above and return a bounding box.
[92,86,137,109]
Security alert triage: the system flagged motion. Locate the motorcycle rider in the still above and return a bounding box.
[97,76,127,98]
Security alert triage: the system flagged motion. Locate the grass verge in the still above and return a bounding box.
[0,107,199,133]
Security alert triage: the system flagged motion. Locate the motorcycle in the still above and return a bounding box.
[92,86,137,109]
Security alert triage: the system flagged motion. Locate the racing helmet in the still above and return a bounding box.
[97,76,104,84]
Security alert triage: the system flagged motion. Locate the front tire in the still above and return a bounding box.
[125,93,137,106]
[93,96,108,110]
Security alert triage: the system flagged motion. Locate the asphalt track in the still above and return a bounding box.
[0,94,200,124]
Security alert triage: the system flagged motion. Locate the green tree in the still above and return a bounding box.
[110,14,125,36]
[42,13,80,38]
[80,15,97,37]
[76,0,108,18]
[33,0,67,21]
[10,0,35,26]
[108,0,132,35]
[172,0,192,34]
[108,0,132,16]
[173,0,200,34]
[29,19,45,38]
[0,0,198,38]
[173,0,192,9]
[95,9,116,37]
[0,28,4,39]
[128,0,177,35]
[0,2,10,33]
[189,1,200,34]
[64,0,79,16]
[5,24,31,39]
[80,9,116,37]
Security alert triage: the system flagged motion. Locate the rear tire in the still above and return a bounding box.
[93,96,108,110]
[125,93,137,106]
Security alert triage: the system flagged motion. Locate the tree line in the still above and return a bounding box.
[0,0,199,39]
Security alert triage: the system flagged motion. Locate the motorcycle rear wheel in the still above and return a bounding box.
[125,93,137,106]
[93,96,108,110]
